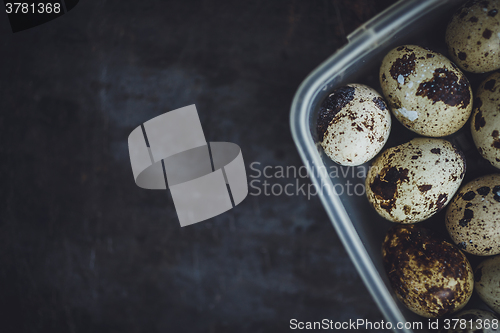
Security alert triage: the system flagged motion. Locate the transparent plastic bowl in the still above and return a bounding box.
[289,0,480,332]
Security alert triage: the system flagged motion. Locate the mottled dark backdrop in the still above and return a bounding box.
[0,1,396,332]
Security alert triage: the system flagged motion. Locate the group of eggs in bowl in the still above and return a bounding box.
[317,0,500,329]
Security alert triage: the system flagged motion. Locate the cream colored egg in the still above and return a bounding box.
[445,309,500,333]
[446,0,500,73]
[383,225,474,318]
[475,255,500,314]
[317,84,391,166]
[365,138,466,223]
[471,72,500,169]
[446,174,500,256]
[380,45,472,137]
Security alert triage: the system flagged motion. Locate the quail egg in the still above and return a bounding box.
[317,84,391,166]
[380,45,472,137]
[475,255,500,314]
[471,72,500,169]
[446,0,500,73]
[366,138,466,223]
[446,174,500,256]
[382,225,474,318]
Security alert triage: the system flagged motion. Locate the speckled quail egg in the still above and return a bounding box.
[471,73,500,169]
[446,174,500,256]
[382,225,474,318]
[444,309,500,333]
[446,0,500,73]
[380,45,472,137]
[317,84,391,166]
[365,138,466,223]
[475,255,500,314]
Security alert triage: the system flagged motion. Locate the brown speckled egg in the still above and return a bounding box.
[365,138,466,223]
[382,225,474,318]
[471,73,500,169]
[317,84,391,166]
[380,45,472,137]
[446,174,500,256]
[475,255,500,314]
[446,0,500,73]
[444,309,500,333]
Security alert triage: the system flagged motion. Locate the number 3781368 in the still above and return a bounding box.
[5,3,61,14]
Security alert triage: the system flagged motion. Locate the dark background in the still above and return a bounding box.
[0,1,397,332]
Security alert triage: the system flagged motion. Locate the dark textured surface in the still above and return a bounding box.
[0,1,396,332]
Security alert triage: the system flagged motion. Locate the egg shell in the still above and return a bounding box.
[317,84,391,166]
[380,45,472,137]
[365,138,466,223]
[471,72,500,169]
[444,309,500,333]
[382,225,474,318]
[446,174,500,256]
[446,0,500,73]
[475,255,500,315]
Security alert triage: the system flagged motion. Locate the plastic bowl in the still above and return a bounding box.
[289,0,496,332]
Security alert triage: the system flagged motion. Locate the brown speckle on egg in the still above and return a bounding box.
[317,86,355,142]
[484,79,497,91]
[415,68,470,108]
[389,52,416,81]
